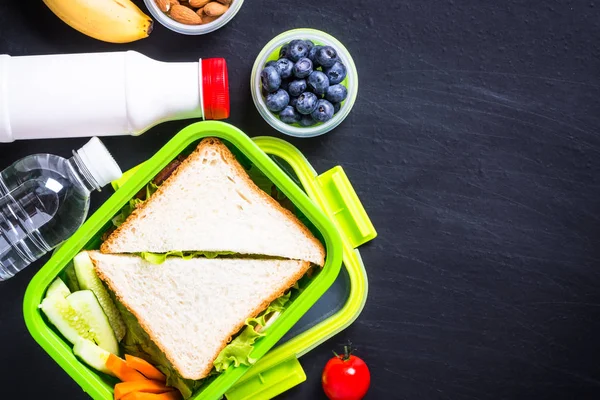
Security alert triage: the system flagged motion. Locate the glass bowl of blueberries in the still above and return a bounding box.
[251,28,358,137]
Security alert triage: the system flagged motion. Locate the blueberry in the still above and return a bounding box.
[288,79,307,97]
[332,102,341,114]
[324,61,347,84]
[275,58,294,79]
[266,60,277,69]
[279,43,290,59]
[311,99,335,122]
[325,84,348,103]
[304,40,315,53]
[266,89,289,112]
[280,79,290,92]
[279,106,301,124]
[308,45,321,66]
[307,71,329,95]
[315,46,338,68]
[293,58,313,79]
[288,39,309,62]
[261,66,281,92]
[289,96,298,108]
[299,114,317,127]
[296,92,319,115]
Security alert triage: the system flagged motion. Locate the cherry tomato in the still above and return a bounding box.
[321,344,370,400]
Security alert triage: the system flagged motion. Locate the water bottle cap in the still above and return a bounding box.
[202,58,230,120]
[76,137,122,189]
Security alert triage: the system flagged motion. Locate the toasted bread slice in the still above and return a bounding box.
[89,251,311,380]
[101,138,325,267]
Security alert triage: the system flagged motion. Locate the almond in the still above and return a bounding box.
[155,0,171,12]
[216,0,232,4]
[196,8,218,24]
[202,13,219,23]
[190,0,211,8]
[196,7,205,21]
[204,1,228,16]
[169,0,180,5]
[169,4,202,24]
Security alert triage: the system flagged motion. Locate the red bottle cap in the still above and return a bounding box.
[202,58,230,120]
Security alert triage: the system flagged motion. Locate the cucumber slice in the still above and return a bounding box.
[63,263,80,293]
[74,251,126,341]
[73,338,114,376]
[40,294,94,345]
[46,277,70,298]
[67,290,119,355]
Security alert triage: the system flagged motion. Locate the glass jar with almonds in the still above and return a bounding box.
[143,0,244,34]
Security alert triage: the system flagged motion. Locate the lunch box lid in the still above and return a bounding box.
[112,135,377,400]
[23,121,346,400]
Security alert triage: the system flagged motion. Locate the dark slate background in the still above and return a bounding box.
[1,1,600,399]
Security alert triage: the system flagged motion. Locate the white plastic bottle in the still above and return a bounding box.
[0,51,229,142]
[0,137,122,280]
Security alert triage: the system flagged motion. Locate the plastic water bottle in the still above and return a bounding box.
[0,137,122,280]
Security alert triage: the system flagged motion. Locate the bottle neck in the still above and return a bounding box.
[124,52,203,133]
[67,152,101,193]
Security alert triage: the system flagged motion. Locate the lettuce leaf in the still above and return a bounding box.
[139,251,237,264]
[213,291,291,372]
[111,183,159,227]
[111,198,142,227]
[145,182,160,198]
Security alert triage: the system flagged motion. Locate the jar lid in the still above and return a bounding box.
[202,58,230,120]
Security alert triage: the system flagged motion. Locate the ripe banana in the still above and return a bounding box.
[43,0,153,44]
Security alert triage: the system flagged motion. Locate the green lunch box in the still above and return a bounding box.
[23,121,376,400]
[113,133,377,400]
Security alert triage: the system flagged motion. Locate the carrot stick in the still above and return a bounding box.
[106,354,148,382]
[114,380,172,400]
[121,391,181,400]
[125,354,166,382]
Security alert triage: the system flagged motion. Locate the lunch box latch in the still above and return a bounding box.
[316,166,376,249]
[224,356,306,400]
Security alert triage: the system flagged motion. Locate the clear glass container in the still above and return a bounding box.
[251,29,359,138]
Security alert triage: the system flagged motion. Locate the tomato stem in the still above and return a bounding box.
[332,341,356,361]
[342,341,354,361]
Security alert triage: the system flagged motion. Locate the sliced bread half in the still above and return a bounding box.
[101,138,325,266]
[88,251,311,380]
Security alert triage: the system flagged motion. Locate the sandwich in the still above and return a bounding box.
[90,138,325,398]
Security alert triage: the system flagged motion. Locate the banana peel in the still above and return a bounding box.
[43,0,153,44]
